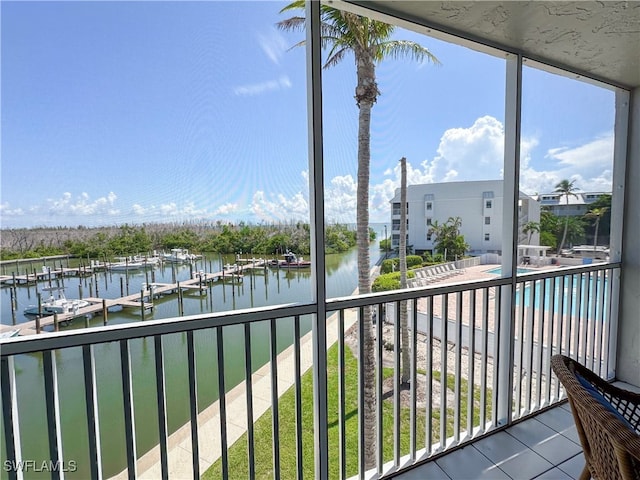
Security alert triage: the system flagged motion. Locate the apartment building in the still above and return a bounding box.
[536,191,610,217]
[390,180,540,255]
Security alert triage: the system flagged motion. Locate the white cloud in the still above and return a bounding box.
[132,204,146,215]
[47,191,119,217]
[250,190,308,222]
[233,75,291,97]
[521,133,614,194]
[547,136,613,169]
[0,202,24,216]
[3,117,614,228]
[257,28,289,65]
[422,115,505,182]
[156,202,207,218]
[364,117,613,221]
[325,175,357,222]
[213,203,240,216]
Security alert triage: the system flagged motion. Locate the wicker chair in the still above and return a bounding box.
[550,355,640,480]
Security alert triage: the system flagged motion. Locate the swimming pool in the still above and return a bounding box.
[486,267,536,275]
[486,267,609,318]
[518,274,609,319]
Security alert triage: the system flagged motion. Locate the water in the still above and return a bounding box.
[0,245,375,479]
[486,267,609,320]
[516,273,609,320]
[486,267,536,275]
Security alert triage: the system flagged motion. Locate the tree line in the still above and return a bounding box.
[0,222,368,260]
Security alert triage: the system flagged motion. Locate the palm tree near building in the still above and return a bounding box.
[563,216,586,249]
[584,207,609,251]
[278,2,439,468]
[428,216,468,260]
[554,179,579,254]
[522,221,540,245]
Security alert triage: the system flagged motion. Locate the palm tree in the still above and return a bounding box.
[522,221,540,244]
[563,216,586,248]
[554,179,579,254]
[428,216,468,261]
[585,207,609,251]
[398,157,409,384]
[279,3,439,467]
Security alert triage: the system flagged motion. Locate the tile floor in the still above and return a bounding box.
[394,402,586,480]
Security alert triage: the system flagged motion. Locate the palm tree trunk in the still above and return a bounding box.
[355,54,377,469]
[399,158,410,383]
[593,219,600,250]
[558,217,569,254]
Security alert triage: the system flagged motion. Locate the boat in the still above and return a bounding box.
[0,329,20,339]
[162,248,200,263]
[23,287,90,316]
[109,255,160,271]
[275,251,311,269]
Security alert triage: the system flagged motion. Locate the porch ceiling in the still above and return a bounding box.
[344,1,640,89]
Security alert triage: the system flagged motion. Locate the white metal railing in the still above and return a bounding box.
[0,262,620,479]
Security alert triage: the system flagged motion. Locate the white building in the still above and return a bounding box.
[536,191,610,217]
[389,180,540,255]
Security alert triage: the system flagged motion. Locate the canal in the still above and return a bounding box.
[0,243,380,479]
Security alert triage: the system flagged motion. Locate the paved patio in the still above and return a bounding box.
[394,402,584,480]
[394,380,640,480]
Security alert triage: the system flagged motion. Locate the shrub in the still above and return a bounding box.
[380,258,398,274]
[381,255,422,274]
[406,255,423,268]
[372,271,415,292]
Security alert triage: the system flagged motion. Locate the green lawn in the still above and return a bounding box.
[202,344,491,479]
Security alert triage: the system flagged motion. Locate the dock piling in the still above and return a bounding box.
[10,289,17,325]
[102,299,108,326]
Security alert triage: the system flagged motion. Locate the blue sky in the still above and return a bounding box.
[1,1,615,228]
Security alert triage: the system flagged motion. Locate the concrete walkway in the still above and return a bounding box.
[110,263,383,480]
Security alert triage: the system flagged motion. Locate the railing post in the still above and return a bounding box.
[43,350,64,480]
[497,52,523,426]
[306,1,329,477]
[1,356,22,480]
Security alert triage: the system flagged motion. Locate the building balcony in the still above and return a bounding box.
[2,1,638,479]
[1,262,630,480]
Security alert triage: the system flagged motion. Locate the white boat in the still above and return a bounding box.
[0,329,20,339]
[23,287,90,316]
[271,251,312,269]
[109,255,161,271]
[162,248,200,263]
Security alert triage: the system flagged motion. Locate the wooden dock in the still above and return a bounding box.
[0,265,98,286]
[1,268,245,337]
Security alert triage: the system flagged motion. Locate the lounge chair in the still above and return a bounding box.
[550,355,640,480]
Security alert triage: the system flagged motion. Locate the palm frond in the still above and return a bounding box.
[279,0,305,15]
[324,48,349,69]
[276,16,306,33]
[278,2,440,71]
[376,40,441,66]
